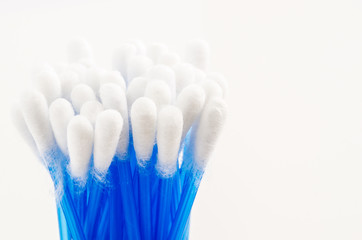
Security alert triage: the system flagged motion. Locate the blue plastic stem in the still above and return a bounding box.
[110,161,123,240]
[167,167,204,240]
[60,185,86,240]
[46,149,85,240]
[117,158,141,240]
[171,163,182,220]
[137,164,153,240]
[156,175,174,240]
[84,178,106,239]
[95,192,110,239]
[57,206,69,240]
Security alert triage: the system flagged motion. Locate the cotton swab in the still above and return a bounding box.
[79,100,104,126]
[126,77,148,109]
[112,43,138,82]
[131,97,157,240]
[85,110,123,239]
[127,55,153,82]
[173,63,196,95]
[146,65,176,99]
[155,106,183,240]
[144,80,172,111]
[176,84,206,141]
[49,98,75,156]
[21,90,85,240]
[99,83,141,239]
[11,104,39,157]
[184,39,210,71]
[168,98,227,240]
[33,68,61,104]
[70,84,96,113]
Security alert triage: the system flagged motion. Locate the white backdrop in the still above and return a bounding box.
[1,0,362,239]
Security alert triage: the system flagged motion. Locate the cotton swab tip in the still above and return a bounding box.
[156,105,183,176]
[33,68,61,104]
[144,80,172,111]
[176,84,205,140]
[20,90,54,155]
[194,98,227,168]
[184,39,210,71]
[71,84,96,113]
[67,115,94,180]
[80,100,104,125]
[67,38,94,64]
[94,110,123,175]
[131,97,157,164]
[49,98,75,156]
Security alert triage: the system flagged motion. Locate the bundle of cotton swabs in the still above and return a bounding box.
[12,38,227,240]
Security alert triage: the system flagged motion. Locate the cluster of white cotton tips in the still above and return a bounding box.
[13,38,228,181]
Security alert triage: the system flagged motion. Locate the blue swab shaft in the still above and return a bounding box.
[118,159,141,240]
[57,206,70,240]
[137,166,152,240]
[156,176,174,240]
[167,169,204,240]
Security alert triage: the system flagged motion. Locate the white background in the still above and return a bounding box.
[1,0,362,239]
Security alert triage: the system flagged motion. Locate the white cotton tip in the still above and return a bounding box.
[11,104,39,156]
[126,77,148,109]
[33,69,61,104]
[207,72,228,98]
[94,110,123,174]
[146,43,167,63]
[32,63,54,77]
[80,100,104,125]
[68,63,87,82]
[20,91,54,154]
[127,39,146,55]
[84,68,104,93]
[67,115,93,180]
[78,58,95,68]
[156,106,183,176]
[49,98,75,156]
[99,83,129,157]
[176,84,205,140]
[112,44,138,80]
[158,52,181,67]
[184,39,210,71]
[201,80,223,102]
[173,63,195,95]
[131,97,157,164]
[194,98,227,168]
[127,55,153,82]
[67,38,93,64]
[59,70,81,101]
[146,65,176,99]
[194,69,207,83]
[100,71,126,92]
[53,62,69,75]
[144,80,172,111]
[71,84,96,113]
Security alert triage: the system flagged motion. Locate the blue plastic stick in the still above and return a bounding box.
[110,161,123,240]
[167,167,204,240]
[156,175,174,240]
[95,191,110,239]
[57,206,69,240]
[171,163,182,220]
[181,217,190,240]
[84,178,106,239]
[45,149,85,240]
[117,157,141,240]
[137,163,153,240]
[60,185,86,240]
